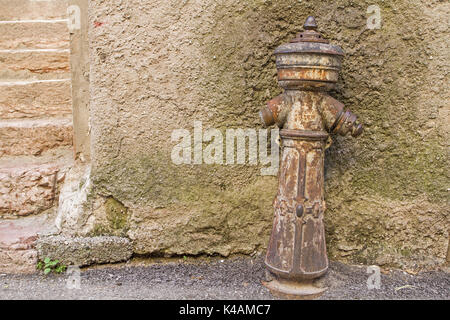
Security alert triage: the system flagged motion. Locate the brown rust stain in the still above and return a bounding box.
[278,68,338,83]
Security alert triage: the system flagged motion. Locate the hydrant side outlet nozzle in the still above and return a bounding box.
[260,95,287,127]
[260,16,364,299]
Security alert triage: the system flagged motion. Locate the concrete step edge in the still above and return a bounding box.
[0,117,73,128]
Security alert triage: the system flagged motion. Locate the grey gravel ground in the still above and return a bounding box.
[0,256,448,300]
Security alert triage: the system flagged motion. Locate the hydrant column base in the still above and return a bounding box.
[263,273,327,300]
[264,132,329,299]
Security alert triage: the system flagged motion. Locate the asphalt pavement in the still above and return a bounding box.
[0,256,448,300]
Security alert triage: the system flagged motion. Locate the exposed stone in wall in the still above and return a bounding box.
[0,162,67,217]
[55,165,95,235]
[84,0,449,269]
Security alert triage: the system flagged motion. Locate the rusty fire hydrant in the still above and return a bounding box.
[259,16,363,299]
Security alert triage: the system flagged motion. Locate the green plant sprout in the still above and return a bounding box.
[36,257,67,275]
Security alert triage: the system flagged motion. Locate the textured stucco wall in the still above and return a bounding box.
[78,0,448,269]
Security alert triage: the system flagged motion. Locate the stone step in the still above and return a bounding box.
[0,118,73,156]
[0,150,73,217]
[0,0,68,21]
[37,236,133,267]
[0,79,72,119]
[0,20,69,50]
[0,213,57,273]
[0,49,70,80]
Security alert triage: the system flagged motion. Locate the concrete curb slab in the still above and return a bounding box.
[36,235,133,266]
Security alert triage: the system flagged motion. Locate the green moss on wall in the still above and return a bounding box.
[105,197,128,230]
[88,0,448,267]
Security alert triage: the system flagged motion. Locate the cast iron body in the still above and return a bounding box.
[259,16,363,299]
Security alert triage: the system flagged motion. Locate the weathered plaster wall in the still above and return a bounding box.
[75,0,448,269]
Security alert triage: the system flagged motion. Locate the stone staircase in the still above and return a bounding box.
[0,0,73,273]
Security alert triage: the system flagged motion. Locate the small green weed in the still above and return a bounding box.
[36,257,67,275]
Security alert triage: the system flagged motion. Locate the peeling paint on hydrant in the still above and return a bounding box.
[260,16,364,299]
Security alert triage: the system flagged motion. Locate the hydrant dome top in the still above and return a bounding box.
[274,16,344,56]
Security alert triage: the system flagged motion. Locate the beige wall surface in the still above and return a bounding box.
[80,0,448,269]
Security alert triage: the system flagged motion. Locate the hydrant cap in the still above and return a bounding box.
[274,16,344,90]
[274,16,344,56]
